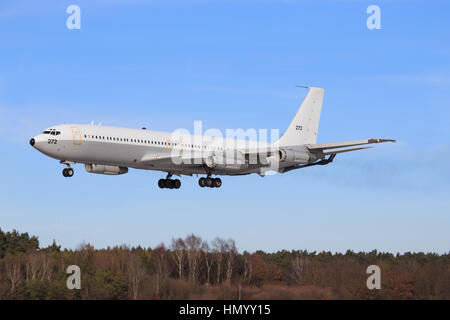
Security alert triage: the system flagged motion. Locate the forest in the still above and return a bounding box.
[0,228,448,300]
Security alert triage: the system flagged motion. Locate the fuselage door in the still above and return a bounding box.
[71,126,82,145]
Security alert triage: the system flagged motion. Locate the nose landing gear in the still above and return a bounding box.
[61,161,74,178]
[62,168,74,178]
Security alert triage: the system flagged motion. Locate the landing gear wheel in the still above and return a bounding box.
[205,177,213,188]
[159,178,181,189]
[213,178,222,188]
[199,177,206,187]
[62,168,74,178]
[163,179,171,189]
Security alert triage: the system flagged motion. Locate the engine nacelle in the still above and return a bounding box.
[278,149,314,164]
[84,164,128,175]
[204,155,247,171]
[204,155,219,169]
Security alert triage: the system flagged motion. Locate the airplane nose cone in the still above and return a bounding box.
[29,138,35,147]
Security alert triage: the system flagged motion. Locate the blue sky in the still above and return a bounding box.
[0,0,449,253]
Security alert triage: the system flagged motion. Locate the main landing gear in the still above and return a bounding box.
[199,176,222,188]
[158,173,181,189]
[62,167,74,178]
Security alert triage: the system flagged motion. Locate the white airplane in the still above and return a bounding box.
[30,87,395,189]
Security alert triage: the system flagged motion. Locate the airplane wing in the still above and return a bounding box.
[139,153,206,169]
[239,139,395,157]
[306,138,396,155]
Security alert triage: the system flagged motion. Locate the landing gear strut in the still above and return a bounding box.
[158,173,181,189]
[199,176,222,188]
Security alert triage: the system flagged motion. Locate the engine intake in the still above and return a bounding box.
[84,164,128,175]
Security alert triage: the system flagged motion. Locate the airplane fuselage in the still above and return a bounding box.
[29,87,394,189]
[30,124,281,177]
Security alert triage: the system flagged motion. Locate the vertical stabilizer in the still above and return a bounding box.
[276,87,324,146]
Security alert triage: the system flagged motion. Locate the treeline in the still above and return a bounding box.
[0,229,448,300]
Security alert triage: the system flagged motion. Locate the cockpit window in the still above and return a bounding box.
[43,130,60,135]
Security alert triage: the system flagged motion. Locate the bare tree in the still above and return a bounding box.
[170,238,186,281]
[185,234,202,283]
[25,251,51,282]
[202,241,214,287]
[5,255,22,299]
[291,255,309,284]
[153,244,169,298]
[225,239,237,284]
[127,253,145,300]
[212,238,226,284]
[242,252,253,285]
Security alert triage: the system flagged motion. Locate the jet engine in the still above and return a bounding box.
[278,149,316,164]
[204,155,247,171]
[84,164,128,175]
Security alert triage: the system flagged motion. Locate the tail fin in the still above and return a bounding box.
[276,86,324,146]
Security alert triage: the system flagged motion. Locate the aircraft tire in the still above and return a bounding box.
[165,179,174,189]
[213,178,222,188]
[158,179,165,189]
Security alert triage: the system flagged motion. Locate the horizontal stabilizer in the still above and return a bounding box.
[307,138,396,151]
[322,146,372,155]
